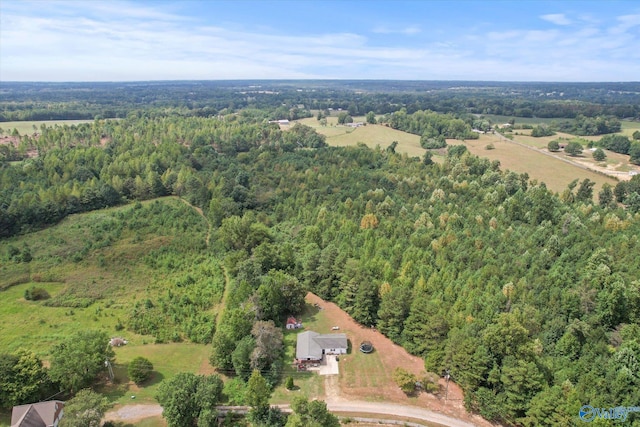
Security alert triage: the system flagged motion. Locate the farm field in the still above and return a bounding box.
[0,119,95,135]
[296,117,430,158]
[465,133,618,194]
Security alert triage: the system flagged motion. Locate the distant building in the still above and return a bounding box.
[11,401,64,427]
[296,331,347,361]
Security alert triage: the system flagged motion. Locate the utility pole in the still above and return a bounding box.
[444,369,451,403]
[105,359,114,382]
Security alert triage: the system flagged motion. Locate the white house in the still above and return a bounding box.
[295,330,347,361]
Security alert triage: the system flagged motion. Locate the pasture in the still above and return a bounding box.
[465,133,619,194]
[296,117,429,158]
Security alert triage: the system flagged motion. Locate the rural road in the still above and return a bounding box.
[105,401,480,427]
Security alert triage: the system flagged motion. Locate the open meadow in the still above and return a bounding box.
[296,117,429,158]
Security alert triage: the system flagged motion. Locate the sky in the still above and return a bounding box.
[1,0,639,82]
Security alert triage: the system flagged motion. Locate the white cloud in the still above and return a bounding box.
[541,13,572,26]
[1,1,639,81]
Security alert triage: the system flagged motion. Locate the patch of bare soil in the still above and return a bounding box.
[306,292,494,427]
[104,404,163,423]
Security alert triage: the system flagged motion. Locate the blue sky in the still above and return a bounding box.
[1,0,639,82]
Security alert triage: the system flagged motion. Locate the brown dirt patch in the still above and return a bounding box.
[305,293,493,427]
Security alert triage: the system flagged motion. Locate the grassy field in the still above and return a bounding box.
[296,117,429,158]
[465,134,619,194]
[99,343,212,405]
[0,120,94,135]
[0,198,215,352]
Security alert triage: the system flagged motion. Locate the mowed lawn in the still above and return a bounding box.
[99,343,213,405]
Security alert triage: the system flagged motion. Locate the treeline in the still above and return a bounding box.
[2,81,640,122]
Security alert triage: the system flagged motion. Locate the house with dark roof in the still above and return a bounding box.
[11,401,64,427]
[295,330,347,361]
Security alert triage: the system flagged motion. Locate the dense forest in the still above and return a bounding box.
[2,82,640,426]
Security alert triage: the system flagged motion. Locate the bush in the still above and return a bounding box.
[128,357,153,384]
[285,376,295,390]
[548,140,560,152]
[392,367,417,394]
[24,287,50,301]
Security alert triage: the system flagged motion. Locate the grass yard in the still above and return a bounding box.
[0,120,94,135]
[98,343,212,405]
[271,303,327,404]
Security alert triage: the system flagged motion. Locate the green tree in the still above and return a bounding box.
[0,350,51,410]
[633,130,640,140]
[60,389,110,427]
[564,141,583,156]
[128,356,154,384]
[592,148,606,161]
[337,112,353,125]
[598,183,614,208]
[286,396,340,427]
[49,330,114,393]
[232,335,256,380]
[629,142,640,165]
[547,140,560,152]
[531,125,555,137]
[576,179,595,203]
[246,369,271,413]
[423,150,434,165]
[365,111,377,124]
[255,270,306,322]
[156,372,223,427]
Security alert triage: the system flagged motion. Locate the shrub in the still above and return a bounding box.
[392,367,417,394]
[24,287,50,301]
[548,140,560,152]
[285,376,295,390]
[128,357,154,384]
